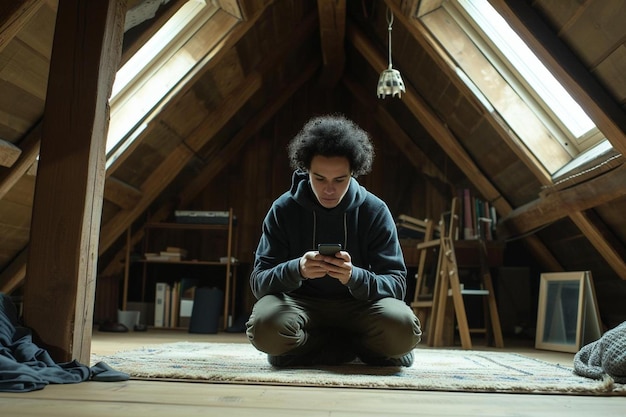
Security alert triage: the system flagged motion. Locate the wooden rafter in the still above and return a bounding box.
[316,0,346,88]
[570,211,626,279]
[0,123,41,199]
[0,0,44,53]
[0,139,20,168]
[499,164,626,279]
[104,176,143,210]
[500,164,626,237]
[0,249,28,295]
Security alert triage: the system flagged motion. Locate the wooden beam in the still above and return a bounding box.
[0,248,28,294]
[570,211,626,279]
[0,123,41,199]
[26,160,37,176]
[316,0,346,88]
[215,0,242,20]
[231,0,271,21]
[104,176,142,210]
[99,144,194,254]
[413,0,442,18]
[184,72,263,152]
[22,0,125,364]
[121,0,187,66]
[499,164,626,238]
[98,203,173,278]
[0,0,44,53]
[0,139,21,168]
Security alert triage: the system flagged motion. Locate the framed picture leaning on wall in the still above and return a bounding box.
[535,271,602,353]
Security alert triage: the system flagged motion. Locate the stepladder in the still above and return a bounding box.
[410,196,504,349]
[410,198,457,346]
[410,217,440,344]
[430,236,504,349]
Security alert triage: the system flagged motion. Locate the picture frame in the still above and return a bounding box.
[535,271,602,353]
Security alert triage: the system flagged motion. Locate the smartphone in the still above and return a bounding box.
[318,243,342,256]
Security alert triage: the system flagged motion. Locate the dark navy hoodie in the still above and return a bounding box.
[250,170,407,301]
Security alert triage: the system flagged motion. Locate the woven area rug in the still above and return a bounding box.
[91,342,626,395]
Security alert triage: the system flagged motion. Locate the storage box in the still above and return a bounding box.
[117,309,140,330]
[126,302,154,326]
[178,299,194,329]
[174,210,234,225]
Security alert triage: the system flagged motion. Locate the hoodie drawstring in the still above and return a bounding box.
[312,211,348,249]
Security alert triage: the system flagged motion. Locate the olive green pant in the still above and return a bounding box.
[246,293,421,360]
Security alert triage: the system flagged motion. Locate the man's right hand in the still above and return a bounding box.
[299,251,330,280]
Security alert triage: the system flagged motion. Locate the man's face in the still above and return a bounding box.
[308,155,351,209]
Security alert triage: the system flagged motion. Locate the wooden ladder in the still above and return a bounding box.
[430,236,504,349]
[411,198,504,349]
[410,217,440,345]
[410,198,456,346]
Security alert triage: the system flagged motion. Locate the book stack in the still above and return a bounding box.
[396,214,429,240]
[458,188,497,240]
[154,279,198,328]
[144,246,188,261]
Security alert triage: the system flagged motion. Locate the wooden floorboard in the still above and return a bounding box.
[0,330,624,416]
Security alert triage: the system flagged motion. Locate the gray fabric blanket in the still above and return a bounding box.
[574,321,626,383]
[0,293,128,392]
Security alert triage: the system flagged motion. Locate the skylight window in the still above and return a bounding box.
[457,0,595,141]
[422,0,608,176]
[106,0,214,157]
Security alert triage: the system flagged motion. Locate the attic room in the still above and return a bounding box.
[1,0,626,411]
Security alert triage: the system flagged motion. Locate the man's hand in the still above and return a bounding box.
[299,250,352,284]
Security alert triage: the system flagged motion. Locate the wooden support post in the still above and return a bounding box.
[22,0,125,364]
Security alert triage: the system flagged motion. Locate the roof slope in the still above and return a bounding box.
[0,0,625,358]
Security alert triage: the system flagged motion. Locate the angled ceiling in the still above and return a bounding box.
[1,0,625,302]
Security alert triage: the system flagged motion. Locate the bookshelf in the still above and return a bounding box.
[121,208,238,331]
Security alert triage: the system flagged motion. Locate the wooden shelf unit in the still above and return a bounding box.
[122,208,238,330]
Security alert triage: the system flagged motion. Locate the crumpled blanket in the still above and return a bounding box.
[1,293,129,392]
[573,321,626,383]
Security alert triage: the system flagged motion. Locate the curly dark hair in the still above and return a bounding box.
[287,114,375,177]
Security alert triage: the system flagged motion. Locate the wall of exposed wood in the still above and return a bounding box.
[2,0,626,337]
[192,85,456,266]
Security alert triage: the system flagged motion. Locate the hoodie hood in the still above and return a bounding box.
[289,170,366,214]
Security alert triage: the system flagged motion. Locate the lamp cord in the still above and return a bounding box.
[387,7,394,69]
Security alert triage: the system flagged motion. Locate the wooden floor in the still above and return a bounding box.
[1,330,624,416]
